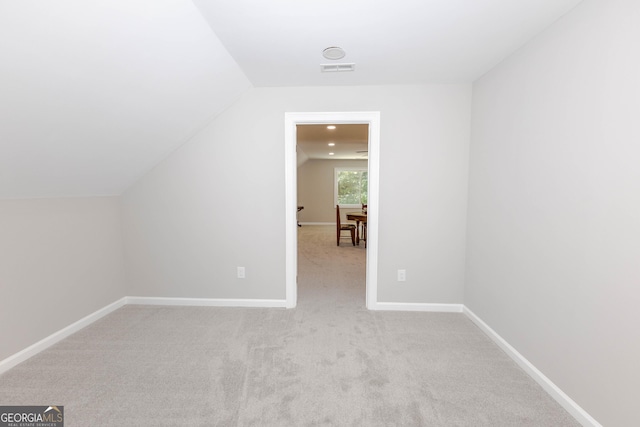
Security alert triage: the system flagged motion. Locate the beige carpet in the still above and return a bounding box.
[0,225,578,426]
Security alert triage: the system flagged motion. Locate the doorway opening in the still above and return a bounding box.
[284,112,380,309]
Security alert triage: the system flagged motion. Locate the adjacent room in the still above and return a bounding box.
[1,1,638,426]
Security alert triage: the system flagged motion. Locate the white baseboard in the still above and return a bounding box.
[125,296,287,308]
[0,295,602,427]
[463,306,601,427]
[0,296,286,374]
[372,302,464,312]
[0,297,127,375]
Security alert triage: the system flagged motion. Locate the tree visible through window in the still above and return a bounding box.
[335,167,368,207]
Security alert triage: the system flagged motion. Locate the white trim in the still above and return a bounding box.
[463,307,602,427]
[285,111,381,310]
[372,302,464,312]
[0,295,602,427]
[365,113,380,310]
[284,114,298,308]
[126,296,287,308]
[0,297,126,375]
[0,296,287,373]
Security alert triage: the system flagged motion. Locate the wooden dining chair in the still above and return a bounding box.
[361,204,368,248]
[336,205,356,246]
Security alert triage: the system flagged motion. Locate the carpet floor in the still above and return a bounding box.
[0,225,579,426]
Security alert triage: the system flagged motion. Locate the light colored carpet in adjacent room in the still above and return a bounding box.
[0,225,579,426]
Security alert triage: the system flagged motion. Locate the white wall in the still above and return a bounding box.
[122,84,471,304]
[465,1,640,425]
[298,159,368,223]
[0,197,127,361]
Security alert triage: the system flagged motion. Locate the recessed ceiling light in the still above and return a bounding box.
[322,46,346,60]
[327,125,336,130]
[329,152,335,156]
[328,142,335,146]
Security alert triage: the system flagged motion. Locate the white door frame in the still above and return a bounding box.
[285,111,380,309]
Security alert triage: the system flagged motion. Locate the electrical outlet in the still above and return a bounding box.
[237,267,245,279]
[397,269,406,282]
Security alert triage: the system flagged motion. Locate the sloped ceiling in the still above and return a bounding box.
[0,0,251,199]
[297,124,369,160]
[0,0,583,199]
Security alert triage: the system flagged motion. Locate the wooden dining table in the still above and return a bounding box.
[346,212,367,246]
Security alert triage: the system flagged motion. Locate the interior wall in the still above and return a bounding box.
[465,0,640,425]
[297,159,368,223]
[122,84,471,304]
[0,197,127,361]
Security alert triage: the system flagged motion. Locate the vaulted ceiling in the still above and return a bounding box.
[0,0,582,199]
[297,124,369,160]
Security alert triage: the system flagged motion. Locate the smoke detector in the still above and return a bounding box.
[322,46,346,60]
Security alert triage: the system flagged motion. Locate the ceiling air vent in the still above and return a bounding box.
[320,63,356,73]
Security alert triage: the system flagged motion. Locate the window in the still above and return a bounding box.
[334,167,368,208]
